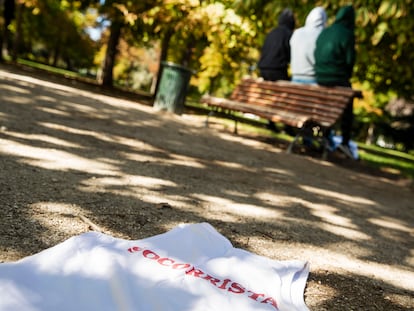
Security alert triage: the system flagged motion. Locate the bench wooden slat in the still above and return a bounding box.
[201,77,362,132]
[225,98,342,127]
[202,96,308,127]
[233,89,349,107]
[232,93,347,113]
[232,79,359,106]
[201,78,363,159]
[238,78,362,98]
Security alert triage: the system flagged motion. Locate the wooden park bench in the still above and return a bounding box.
[201,78,363,159]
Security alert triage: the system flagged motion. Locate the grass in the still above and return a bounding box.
[357,144,414,179]
[187,100,414,180]
[17,58,85,79]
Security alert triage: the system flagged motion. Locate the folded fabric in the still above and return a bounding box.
[0,223,310,311]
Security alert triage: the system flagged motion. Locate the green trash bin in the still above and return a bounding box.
[154,62,193,115]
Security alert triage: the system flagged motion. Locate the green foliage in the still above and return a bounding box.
[232,0,413,151]
[11,1,413,99]
[140,1,258,94]
[358,144,414,179]
[6,0,412,150]
[355,1,414,99]
[234,0,413,99]
[15,0,97,69]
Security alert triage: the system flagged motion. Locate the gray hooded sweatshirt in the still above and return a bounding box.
[290,7,327,82]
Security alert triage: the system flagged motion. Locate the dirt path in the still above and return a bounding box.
[0,64,413,310]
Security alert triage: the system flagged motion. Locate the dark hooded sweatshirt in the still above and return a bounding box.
[314,5,355,85]
[258,9,295,80]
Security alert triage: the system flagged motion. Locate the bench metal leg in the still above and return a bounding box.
[288,123,331,159]
[287,134,300,153]
[205,110,215,128]
[337,144,354,159]
[205,109,238,135]
[321,137,330,160]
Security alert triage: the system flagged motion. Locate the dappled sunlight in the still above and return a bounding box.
[35,95,58,103]
[384,293,414,309]
[109,136,161,150]
[214,130,268,148]
[31,202,85,215]
[1,66,414,310]
[121,151,165,163]
[78,174,193,209]
[298,247,414,292]
[0,69,148,114]
[122,152,206,169]
[320,223,371,240]
[138,193,189,208]
[40,122,115,141]
[225,203,283,218]
[299,185,376,206]
[254,192,294,206]
[0,94,31,105]
[60,101,102,115]
[194,194,282,219]
[28,203,89,243]
[305,281,338,308]
[328,241,373,258]
[223,190,251,199]
[39,122,167,152]
[0,71,82,93]
[6,131,82,148]
[213,160,247,170]
[262,167,294,176]
[0,83,31,95]
[168,154,206,168]
[368,216,414,246]
[0,138,118,175]
[80,175,177,192]
[307,201,371,240]
[368,217,413,234]
[301,199,371,240]
[92,93,152,112]
[39,106,72,117]
[406,250,414,267]
[306,203,358,229]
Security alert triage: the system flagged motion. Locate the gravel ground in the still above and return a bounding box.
[0,64,413,310]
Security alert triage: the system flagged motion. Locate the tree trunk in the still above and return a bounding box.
[11,2,23,62]
[52,42,60,67]
[0,26,3,62]
[365,123,375,145]
[153,29,173,96]
[101,20,122,87]
[179,36,194,68]
[1,0,16,61]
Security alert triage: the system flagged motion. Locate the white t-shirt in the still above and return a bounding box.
[0,223,309,311]
[290,7,327,81]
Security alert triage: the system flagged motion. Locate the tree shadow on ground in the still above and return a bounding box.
[0,64,413,310]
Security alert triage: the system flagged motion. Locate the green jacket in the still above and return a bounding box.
[314,6,355,85]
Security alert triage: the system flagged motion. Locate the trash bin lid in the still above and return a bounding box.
[162,61,195,74]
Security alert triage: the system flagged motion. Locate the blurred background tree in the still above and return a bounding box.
[0,0,412,151]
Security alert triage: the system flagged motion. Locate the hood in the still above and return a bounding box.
[305,6,327,29]
[278,8,295,30]
[334,5,355,30]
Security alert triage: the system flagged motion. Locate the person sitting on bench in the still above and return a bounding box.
[258,9,296,133]
[314,5,356,156]
[290,7,327,85]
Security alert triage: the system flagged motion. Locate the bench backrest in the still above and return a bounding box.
[230,78,362,128]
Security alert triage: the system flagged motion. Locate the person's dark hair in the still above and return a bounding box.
[278,8,295,30]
